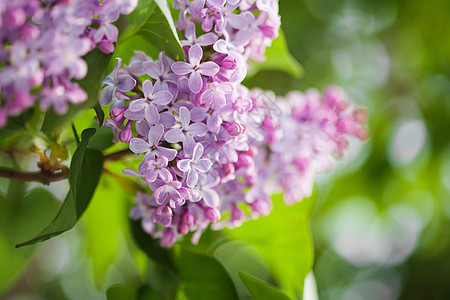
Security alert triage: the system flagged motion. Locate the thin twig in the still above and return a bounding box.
[0,167,69,185]
[0,148,132,184]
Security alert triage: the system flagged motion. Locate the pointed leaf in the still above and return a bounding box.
[173,247,239,300]
[239,272,291,300]
[16,128,104,247]
[248,30,303,78]
[119,0,184,61]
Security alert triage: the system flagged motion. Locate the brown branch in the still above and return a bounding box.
[0,148,133,185]
[0,167,69,185]
[104,149,132,162]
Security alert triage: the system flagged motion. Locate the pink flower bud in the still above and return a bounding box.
[98,39,115,54]
[119,120,133,143]
[236,154,253,169]
[225,121,245,136]
[110,106,126,122]
[251,199,271,216]
[204,207,221,222]
[19,24,40,43]
[221,162,235,176]
[5,7,26,30]
[160,229,176,248]
[222,56,237,70]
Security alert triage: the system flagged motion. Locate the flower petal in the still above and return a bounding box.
[129,138,150,153]
[190,107,208,121]
[122,168,142,177]
[148,124,164,145]
[202,189,220,207]
[145,103,160,124]
[142,79,154,99]
[195,158,212,173]
[117,75,136,92]
[158,168,173,183]
[179,107,191,129]
[213,39,228,54]
[171,61,193,75]
[197,33,218,46]
[142,61,161,79]
[189,44,203,66]
[164,128,184,143]
[177,159,191,172]
[151,90,172,105]
[186,122,208,137]
[128,98,146,112]
[156,146,178,161]
[188,71,203,93]
[192,143,204,160]
[198,61,220,76]
[186,167,199,188]
[99,85,116,106]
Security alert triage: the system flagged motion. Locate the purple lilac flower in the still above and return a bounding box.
[171,44,220,93]
[98,0,368,249]
[129,124,178,161]
[127,80,172,123]
[0,0,137,128]
[177,143,213,188]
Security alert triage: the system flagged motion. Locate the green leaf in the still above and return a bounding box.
[94,103,105,127]
[248,30,303,78]
[130,219,178,300]
[239,272,291,300]
[16,128,104,247]
[225,194,315,297]
[173,247,239,300]
[106,284,137,300]
[41,49,112,136]
[88,125,114,151]
[84,176,130,287]
[119,0,184,61]
[0,187,59,293]
[131,219,176,271]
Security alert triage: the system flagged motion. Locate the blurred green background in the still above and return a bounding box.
[1,0,450,299]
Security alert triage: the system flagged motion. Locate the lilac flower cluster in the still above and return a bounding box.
[99,0,368,247]
[0,0,137,127]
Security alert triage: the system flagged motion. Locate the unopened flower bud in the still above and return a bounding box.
[204,207,221,222]
[119,120,133,143]
[222,56,237,70]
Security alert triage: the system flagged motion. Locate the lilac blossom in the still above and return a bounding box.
[97,0,368,249]
[164,107,208,148]
[177,143,213,188]
[129,124,178,161]
[171,44,220,93]
[0,0,137,128]
[127,80,172,123]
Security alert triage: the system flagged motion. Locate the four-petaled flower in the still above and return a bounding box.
[164,106,208,150]
[171,44,220,93]
[177,143,213,188]
[143,156,173,183]
[99,58,136,106]
[129,124,178,161]
[128,79,172,123]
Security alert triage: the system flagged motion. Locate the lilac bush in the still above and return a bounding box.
[0,0,137,127]
[99,0,368,247]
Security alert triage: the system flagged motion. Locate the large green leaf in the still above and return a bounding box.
[16,128,104,247]
[248,30,303,78]
[84,175,130,287]
[0,187,59,294]
[173,247,239,300]
[225,194,315,298]
[41,50,112,136]
[106,284,138,300]
[119,0,184,61]
[239,272,291,300]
